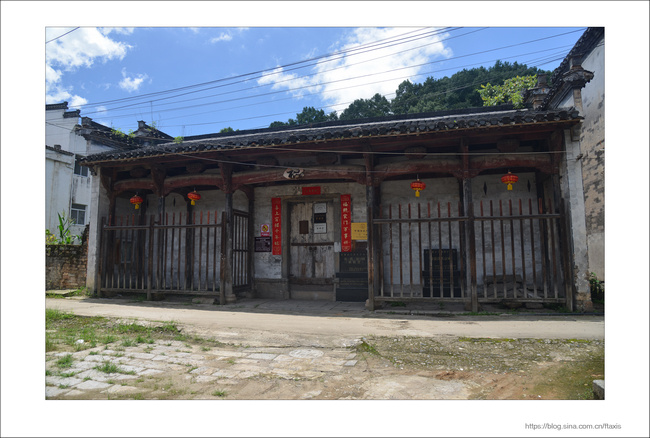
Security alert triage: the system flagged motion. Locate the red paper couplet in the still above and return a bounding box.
[340,194,352,252]
[271,198,282,255]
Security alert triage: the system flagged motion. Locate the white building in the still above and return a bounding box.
[46,101,176,241]
[46,102,119,240]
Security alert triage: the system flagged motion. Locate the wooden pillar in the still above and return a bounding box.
[247,189,255,297]
[459,140,478,312]
[364,150,379,311]
[462,176,478,313]
[221,163,236,304]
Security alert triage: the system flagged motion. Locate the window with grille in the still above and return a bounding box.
[74,160,89,177]
[71,203,86,225]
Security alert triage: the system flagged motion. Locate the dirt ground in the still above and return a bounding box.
[45,314,604,400]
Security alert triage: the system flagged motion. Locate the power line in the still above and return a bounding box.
[78,27,456,110]
[103,43,573,131]
[78,28,585,134]
[46,27,80,44]
[83,27,582,118]
[84,27,484,118]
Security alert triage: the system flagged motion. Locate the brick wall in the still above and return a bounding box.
[45,228,88,290]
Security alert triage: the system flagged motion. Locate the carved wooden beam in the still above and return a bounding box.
[373,158,462,183]
[113,179,156,195]
[163,174,222,195]
[469,154,554,174]
[231,164,367,186]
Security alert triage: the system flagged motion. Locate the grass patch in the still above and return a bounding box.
[100,334,117,345]
[46,308,75,322]
[212,390,227,397]
[531,350,605,399]
[56,354,73,369]
[356,340,380,356]
[94,361,121,374]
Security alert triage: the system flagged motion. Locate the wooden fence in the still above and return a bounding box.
[98,210,250,299]
[374,197,570,305]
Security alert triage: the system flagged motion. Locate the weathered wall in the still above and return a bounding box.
[379,173,546,294]
[579,40,605,280]
[45,148,74,234]
[46,229,88,290]
[252,182,366,298]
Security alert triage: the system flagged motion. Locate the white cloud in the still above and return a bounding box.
[46,27,131,70]
[258,67,322,99]
[46,65,62,87]
[119,68,149,92]
[256,27,453,110]
[45,84,87,108]
[99,27,135,36]
[209,28,249,44]
[45,27,133,103]
[210,33,233,43]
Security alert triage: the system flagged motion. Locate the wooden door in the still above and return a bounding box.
[288,200,335,295]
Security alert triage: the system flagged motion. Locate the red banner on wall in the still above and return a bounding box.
[340,194,352,252]
[271,197,282,255]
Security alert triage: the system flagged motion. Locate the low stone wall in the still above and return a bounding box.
[46,231,88,290]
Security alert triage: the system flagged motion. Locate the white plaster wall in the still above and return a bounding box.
[46,110,77,150]
[46,107,95,238]
[45,149,74,234]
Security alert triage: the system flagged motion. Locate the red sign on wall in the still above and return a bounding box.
[340,194,352,252]
[271,197,282,255]
[302,186,321,196]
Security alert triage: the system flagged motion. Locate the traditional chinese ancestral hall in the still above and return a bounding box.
[82,97,593,312]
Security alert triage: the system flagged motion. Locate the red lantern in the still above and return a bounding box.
[130,194,144,209]
[501,171,519,191]
[188,190,201,206]
[410,178,426,197]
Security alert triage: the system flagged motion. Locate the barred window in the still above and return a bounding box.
[70,203,86,225]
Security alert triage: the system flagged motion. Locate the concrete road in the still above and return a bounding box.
[46,297,605,347]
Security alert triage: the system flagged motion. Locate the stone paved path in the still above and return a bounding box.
[46,338,359,399]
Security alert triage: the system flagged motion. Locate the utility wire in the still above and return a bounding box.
[82,28,582,117]
[92,36,575,125]
[46,27,80,44]
[78,27,456,109]
[104,43,573,130]
[80,27,463,115]
[85,28,484,118]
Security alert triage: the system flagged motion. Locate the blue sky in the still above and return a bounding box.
[45,25,587,137]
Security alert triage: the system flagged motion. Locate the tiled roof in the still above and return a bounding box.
[543,27,604,110]
[46,145,74,156]
[80,106,581,165]
[46,102,69,111]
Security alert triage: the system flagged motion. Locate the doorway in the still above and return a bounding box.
[287,198,336,299]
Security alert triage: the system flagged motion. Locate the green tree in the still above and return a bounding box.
[269,106,336,128]
[295,106,337,125]
[477,74,538,108]
[339,93,392,120]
